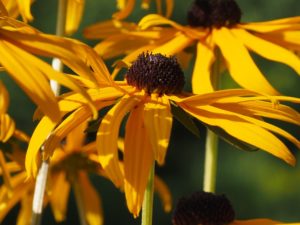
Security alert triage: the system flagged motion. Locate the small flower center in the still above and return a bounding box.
[126,52,185,95]
[172,191,235,225]
[187,0,242,28]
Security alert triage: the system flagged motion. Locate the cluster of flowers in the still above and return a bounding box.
[0,0,300,224]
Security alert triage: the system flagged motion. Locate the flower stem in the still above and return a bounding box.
[30,1,67,225]
[203,50,221,193]
[72,175,88,225]
[141,163,155,225]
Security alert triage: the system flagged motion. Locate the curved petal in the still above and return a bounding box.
[154,175,172,212]
[231,28,300,75]
[143,96,172,165]
[113,0,135,20]
[97,95,139,188]
[0,114,15,142]
[16,0,33,22]
[192,38,216,94]
[16,192,32,225]
[49,172,70,222]
[78,172,104,225]
[0,81,9,114]
[65,121,88,151]
[180,103,295,165]
[0,40,61,122]
[65,0,85,35]
[138,14,184,31]
[124,102,154,217]
[213,28,279,95]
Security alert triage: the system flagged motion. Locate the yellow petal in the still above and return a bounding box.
[0,0,9,16]
[0,40,61,122]
[0,81,9,114]
[16,0,33,22]
[192,39,216,94]
[213,28,279,95]
[25,116,57,178]
[143,96,172,165]
[165,0,174,18]
[232,219,300,225]
[0,114,15,142]
[124,102,154,217]
[65,0,85,35]
[180,104,295,165]
[138,14,184,31]
[231,28,300,75]
[78,172,104,225]
[152,33,193,55]
[0,151,13,193]
[154,175,172,212]
[50,172,70,222]
[97,95,139,188]
[65,121,88,151]
[113,0,135,20]
[16,192,32,225]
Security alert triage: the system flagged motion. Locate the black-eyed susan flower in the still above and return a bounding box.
[87,0,300,94]
[26,51,300,217]
[172,191,300,225]
[114,0,174,20]
[0,3,99,122]
[2,0,33,22]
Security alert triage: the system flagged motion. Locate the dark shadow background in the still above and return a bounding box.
[1,0,300,224]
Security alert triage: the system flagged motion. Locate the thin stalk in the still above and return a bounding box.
[30,1,67,225]
[203,50,221,193]
[141,164,155,225]
[72,175,88,225]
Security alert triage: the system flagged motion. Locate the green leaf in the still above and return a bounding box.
[171,102,200,138]
[205,124,259,152]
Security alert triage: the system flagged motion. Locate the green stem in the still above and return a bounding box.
[203,50,221,193]
[141,164,155,225]
[30,1,67,225]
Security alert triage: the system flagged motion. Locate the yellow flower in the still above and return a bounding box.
[26,52,300,217]
[172,191,300,225]
[0,4,98,122]
[87,0,300,94]
[114,0,174,20]
[1,0,33,22]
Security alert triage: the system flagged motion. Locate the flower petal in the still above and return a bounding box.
[49,172,70,222]
[97,95,139,188]
[154,175,172,212]
[65,0,85,35]
[124,102,154,217]
[0,114,15,142]
[143,96,172,165]
[113,0,135,20]
[16,0,33,22]
[16,192,32,225]
[213,28,279,95]
[0,81,9,114]
[192,38,216,94]
[231,28,300,75]
[232,219,300,225]
[139,14,184,31]
[78,172,104,225]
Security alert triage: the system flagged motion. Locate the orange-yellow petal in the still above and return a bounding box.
[232,219,300,225]
[65,0,85,35]
[0,114,15,142]
[143,96,172,165]
[192,38,216,94]
[213,28,279,95]
[154,175,172,212]
[113,0,135,20]
[0,81,9,114]
[78,172,103,225]
[97,95,139,188]
[124,102,154,217]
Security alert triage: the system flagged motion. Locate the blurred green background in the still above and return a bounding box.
[2,0,300,224]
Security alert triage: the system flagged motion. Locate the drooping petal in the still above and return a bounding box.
[192,38,216,94]
[0,114,15,142]
[180,103,296,165]
[143,96,172,165]
[50,172,70,222]
[124,102,154,217]
[139,14,184,31]
[65,0,85,35]
[97,95,140,188]
[231,28,300,75]
[78,172,103,225]
[16,0,33,22]
[0,40,60,122]
[213,28,279,95]
[113,0,135,20]
[154,175,172,212]
[16,192,32,225]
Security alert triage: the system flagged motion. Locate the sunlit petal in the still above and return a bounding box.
[124,102,154,217]
[65,0,85,35]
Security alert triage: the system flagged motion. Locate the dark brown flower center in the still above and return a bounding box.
[126,52,185,95]
[187,0,242,28]
[172,191,235,225]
